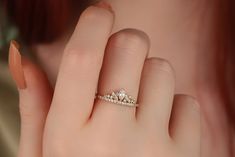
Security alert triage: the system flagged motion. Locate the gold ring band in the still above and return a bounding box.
[96,89,138,107]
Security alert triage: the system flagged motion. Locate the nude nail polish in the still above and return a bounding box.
[94,1,114,13]
[9,40,27,90]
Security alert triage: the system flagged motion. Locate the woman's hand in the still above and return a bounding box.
[9,2,200,157]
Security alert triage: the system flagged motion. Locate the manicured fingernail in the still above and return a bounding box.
[94,1,114,13]
[9,40,27,90]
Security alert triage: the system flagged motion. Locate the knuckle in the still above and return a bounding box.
[81,6,114,23]
[175,94,201,112]
[145,57,175,77]
[117,29,150,45]
[176,94,199,104]
[109,29,150,56]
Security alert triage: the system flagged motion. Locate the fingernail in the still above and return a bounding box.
[9,40,27,90]
[94,1,114,13]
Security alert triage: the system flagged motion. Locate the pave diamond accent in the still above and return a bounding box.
[97,89,138,107]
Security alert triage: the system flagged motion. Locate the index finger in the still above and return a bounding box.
[49,4,114,129]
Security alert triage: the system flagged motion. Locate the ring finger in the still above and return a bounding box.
[92,29,150,123]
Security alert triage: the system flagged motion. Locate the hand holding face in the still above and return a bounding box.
[9,2,200,157]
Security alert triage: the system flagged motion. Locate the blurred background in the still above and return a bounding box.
[0,1,21,157]
[0,0,91,155]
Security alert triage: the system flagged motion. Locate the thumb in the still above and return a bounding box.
[9,41,53,157]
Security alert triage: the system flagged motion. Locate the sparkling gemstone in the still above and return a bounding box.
[112,92,118,101]
[118,89,126,100]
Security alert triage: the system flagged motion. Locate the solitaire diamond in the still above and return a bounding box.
[117,89,126,100]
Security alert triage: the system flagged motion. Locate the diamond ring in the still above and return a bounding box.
[96,89,138,107]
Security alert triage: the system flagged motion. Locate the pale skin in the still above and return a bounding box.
[11,0,233,157]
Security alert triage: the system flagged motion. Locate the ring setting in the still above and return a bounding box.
[97,89,138,107]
